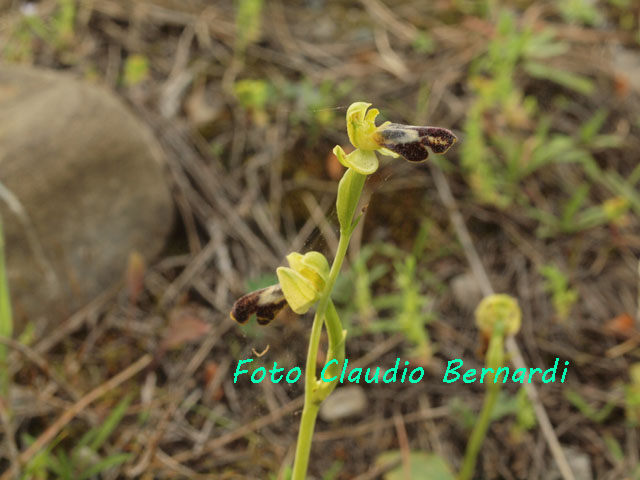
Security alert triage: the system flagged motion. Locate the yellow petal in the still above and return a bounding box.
[378,147,400,158]
[299,251,330,289]
[333,146,379,175]
[364,107,380,125]
[285,252,305,272]
[346,102,381,150]
[346,102,371,147]
[285,251,329,293]
[276,267,317,314]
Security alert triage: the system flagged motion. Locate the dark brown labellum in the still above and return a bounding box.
[230,285,288,325]
[377,123,457,162]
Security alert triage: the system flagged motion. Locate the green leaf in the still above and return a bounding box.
[559,0,603,26]
[523,29,568,58]
[489,391,520,421]
[589,134,624,150]
[603,433,624,463]
[579,109,608,144]
[539,264,578,320]
[412,31,435,54]
[449,397,476,430]
[79,453,132,480]
[376,451,454,480]
[123,54,150,87]
[21,433,63,479]
[52,0,76,45]
[564,389,616,423]
[561,184,589,225]
[233,78,271,111]
[321,460,343,480]
[235,0,264,55]
[524,62,595,95]
[50,448,73,479]
[88,395,132,450]
[516,387,537,430]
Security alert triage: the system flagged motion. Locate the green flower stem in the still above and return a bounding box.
[0,216,13,396]
[457,335,503,480]
[292,169,365,480]
[294,312,326,475]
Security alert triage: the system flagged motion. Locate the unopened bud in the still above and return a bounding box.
[475,294,521,337]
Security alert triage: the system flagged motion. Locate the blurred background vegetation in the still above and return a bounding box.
[1,0,640,478]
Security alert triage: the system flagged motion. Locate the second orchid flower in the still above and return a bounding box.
[333,102,457,175]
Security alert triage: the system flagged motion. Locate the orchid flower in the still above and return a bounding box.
[231,251,329,325]
[333,102,457,175]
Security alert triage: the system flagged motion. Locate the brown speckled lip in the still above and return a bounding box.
[255,299,288,325]
[377,124,457,162]
[230,285,288,325]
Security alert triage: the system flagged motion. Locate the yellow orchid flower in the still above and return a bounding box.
[333,102,457,175]
[230,251,330,325]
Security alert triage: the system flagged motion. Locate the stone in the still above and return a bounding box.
[0,65,173,329]
[319,386,367,422]
[450,271,483,312]
[549,447,592,480]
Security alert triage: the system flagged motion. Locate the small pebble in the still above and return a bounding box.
[319,386,367,422]
[451,272,483,312]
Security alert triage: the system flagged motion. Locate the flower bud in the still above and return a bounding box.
[475,294,521,337]
[336,167,366,232]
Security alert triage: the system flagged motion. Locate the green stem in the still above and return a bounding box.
[291,398,320,480]
[302,230,351,396]
[291,170,365,480]
[457,347,502,480]
[0,216,13,396]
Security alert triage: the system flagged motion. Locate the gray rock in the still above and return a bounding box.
[450,271,483,312]
[0,65,173,329]
[319,386,367,422]
[549,447,592,480]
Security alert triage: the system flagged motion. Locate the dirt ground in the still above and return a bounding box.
[2,0,640,479]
